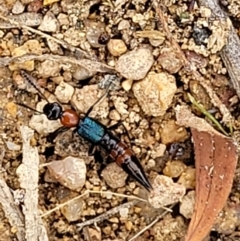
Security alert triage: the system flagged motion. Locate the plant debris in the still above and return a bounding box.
[176,105,238,241]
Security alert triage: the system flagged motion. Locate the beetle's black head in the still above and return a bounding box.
[43,102,63,120]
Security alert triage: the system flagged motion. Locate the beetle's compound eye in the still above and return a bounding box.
[43,102,62,120]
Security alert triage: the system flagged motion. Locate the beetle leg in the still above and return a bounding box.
[85,84,112,116]
[108,121,132,145]
[47,126,69,142]
[88,144,96,156]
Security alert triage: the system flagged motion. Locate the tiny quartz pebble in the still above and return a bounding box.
[178,167,196,189]
[121,79,133,91]
[88,228,101,241]
[107,39,127,56]
[38,11,59,32]
[43,0,60,5]
[73,66,96,81]
[5,102,17,118]
[163,160,187,178]
[54,81,74,103]
[101,162,128,189]
[61,198,85,222]
[12,0,25,14]
[180,190,195,219]
[158,49,183,74]
[6,141,21,151]
[47,156,86,190]
[160,120,188,144]
[148,175,186,208]
[133,72,177,116]
[115,48,154,80]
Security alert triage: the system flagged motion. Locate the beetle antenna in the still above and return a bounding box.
[20,70,49,103]
[85,81,113,116]
[16,102,43,114]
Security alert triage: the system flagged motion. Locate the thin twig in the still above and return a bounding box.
[77,200,139,230]
[89,190,148,202]
[40,190,147,217]
[40,191,89,217]
[0,53,114,73]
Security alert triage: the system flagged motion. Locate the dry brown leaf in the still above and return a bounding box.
[184,129,237,241]
[175,105,238,240]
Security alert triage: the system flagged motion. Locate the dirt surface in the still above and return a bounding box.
[1,0,240,241]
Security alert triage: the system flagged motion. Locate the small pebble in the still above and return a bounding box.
[107,39,127,56]
[9,45,34,71]
[109,217,119,223]
[51,76,63,85]
[213,202,240,234]
[61,198,85,222]
[119,207,129,218]
[38,11,59,32]
[43,0,60,6]
[178,167,196,189]
[102,226,111,235]
[160,120,188,144]
[180,190,195,219]
[109,109,121,121]
[5,102,17,118]
[115,48,154,80]
[133,72,177,116]
[85,20,106,48]
[158,49,183,74]
[125,220,133,231]
[152,215,187,240]
[24,39,42,55]
[118,20,130,30]
[47,156,86,190]
[101,163,128,189]
[47,39,63,55]
[121,79,133,92]
[54,81,74,103]
[88,228,101,241]
[148,175,186,208]
[27,0,43,12]
[57,13,69,26]
[6,141,21,151]
[63,27,85,46]
[12,0,25,14]
[98,74,121,91]
[73,66,96,81]
[163,161,187,178]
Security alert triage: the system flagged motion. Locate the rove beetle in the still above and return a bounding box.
[19,70,152,192]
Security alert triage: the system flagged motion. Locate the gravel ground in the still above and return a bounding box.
[1,0,240,241]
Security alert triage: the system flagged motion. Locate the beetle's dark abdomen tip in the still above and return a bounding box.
[121,155,153,192]
[142,178,153,192]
